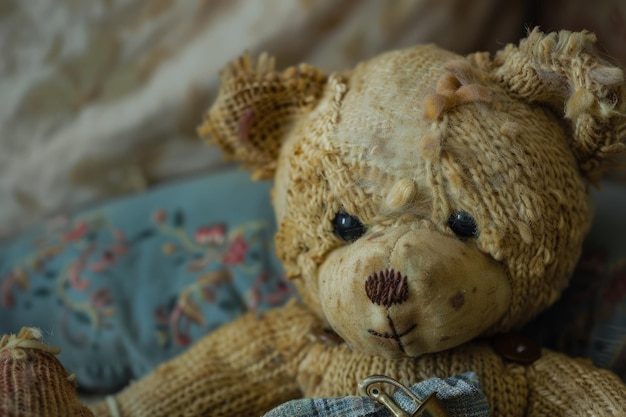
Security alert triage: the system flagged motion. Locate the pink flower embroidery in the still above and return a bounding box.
[170,306,192,347]
[152,209,167,224]
[113,228,127,242]
[1,269,29,308]
[89,231,129,272]
[69,246,96,291]
[266,281,292,304]
[63,222,89,242]
[194,224,226,246]
[89,287,113,309]
[222,236,248,265]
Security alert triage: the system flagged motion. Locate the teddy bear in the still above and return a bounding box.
[3,28,626,417]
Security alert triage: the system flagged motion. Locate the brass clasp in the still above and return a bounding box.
[358,375,452,417]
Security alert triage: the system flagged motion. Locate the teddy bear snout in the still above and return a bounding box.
[365,269,409,307]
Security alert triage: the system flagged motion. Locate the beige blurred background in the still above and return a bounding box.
[0,0,624,239]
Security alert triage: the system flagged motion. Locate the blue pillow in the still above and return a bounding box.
[0,170,294,392]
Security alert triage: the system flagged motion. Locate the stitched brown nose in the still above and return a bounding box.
[365,269,409,307]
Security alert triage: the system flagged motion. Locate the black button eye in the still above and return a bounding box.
[448,211,479,238]
[332,212,367,242]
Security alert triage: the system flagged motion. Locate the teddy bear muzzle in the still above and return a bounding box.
[363,268,421,356]
[318,226,512,359]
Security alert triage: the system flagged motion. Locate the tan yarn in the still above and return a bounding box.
[474,28,626,182]
[0,327,94,417]
[11,29,626,417]
[197,52,327,180]
[298,330,626,417]
[88,301,323,417]
[463,29,626,330]
[88,302,626,416]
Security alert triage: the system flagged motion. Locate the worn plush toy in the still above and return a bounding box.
[0,328,95,417]
[4,28,626,416]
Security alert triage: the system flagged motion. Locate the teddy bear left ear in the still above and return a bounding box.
[198,53,327,179]
[472,28,626,182]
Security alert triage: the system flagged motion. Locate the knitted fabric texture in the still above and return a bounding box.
[14,29,626,417]
[88,302,626,416]
[0,327,94,417]
[198,53,327,180]
[88,301,324,417]
[482,29,626,181]
[200,29,626,334]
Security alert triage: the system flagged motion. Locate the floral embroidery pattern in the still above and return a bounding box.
[1,214,128,335]
[1,207,293,351]
[0,169,289,391]
[149,208,290,347]
[154,270,234,347]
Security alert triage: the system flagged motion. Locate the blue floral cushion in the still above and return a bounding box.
[0,170,294,392]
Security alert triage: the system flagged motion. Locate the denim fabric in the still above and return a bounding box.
[264,372,489,417]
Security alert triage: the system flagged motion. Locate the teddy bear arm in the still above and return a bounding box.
[525,349,626,416]
[88,300,320,417]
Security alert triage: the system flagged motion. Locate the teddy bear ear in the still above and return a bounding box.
[198,53,327,179]
[475,28,626,181]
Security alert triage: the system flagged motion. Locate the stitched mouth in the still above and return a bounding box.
[367,314,416,354]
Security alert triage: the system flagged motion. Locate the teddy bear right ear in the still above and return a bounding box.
[473,28,626,182]
[198,53,327,179]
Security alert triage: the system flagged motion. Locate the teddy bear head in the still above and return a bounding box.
[200,29,625,360]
